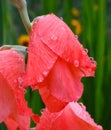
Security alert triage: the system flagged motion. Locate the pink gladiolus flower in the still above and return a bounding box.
[0,49,33,130]
[24,13,96,111]
[36,102,103,130]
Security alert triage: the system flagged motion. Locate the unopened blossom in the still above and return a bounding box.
[36,102,103,130]
[24,13,96,112]
[0,49,33,130]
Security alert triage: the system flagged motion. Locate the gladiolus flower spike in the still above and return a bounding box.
[24,13,96,112]
[0,12,103,130]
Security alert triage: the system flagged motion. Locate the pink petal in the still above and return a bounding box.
[24,13,96,89]
[0,72,16,122]
[0,49,25,89]
[36,108,59,130]
[4,116,18,130]
[4,111,31,130]
[31,114,40,124]
[52,102,103,130]
[36,13,96,76]
[4,115,31,130]
[17,115,31,130]
[23,14,96,108]
[45,58,84,102]
[36,102,103,130]
[39,86,67,112]
[0,50,32,129]
[24,32,58,88]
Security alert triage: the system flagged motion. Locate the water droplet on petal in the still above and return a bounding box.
[60,17,63,21]
[24,89,27,94]
[40,108,45,114]
[43,71,48,76]
[80,44,83,48]
[75,35,78,39]
[51,35,58,41]
[84,48,88,53]
[82,50,86,55]
[90,57,94,61]
[82,48,88,55]
[90,57,96,64]
[74,60,79,67]
[18,77,23,87]
[61,27,65,31]
[18,57,23,62]
[12,50,16,54]
[38,76,44,83]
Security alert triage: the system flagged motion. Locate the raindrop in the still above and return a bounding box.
[82,51,86,56]
[84,48,88,53]
[90,57,94,61]
[82,50,85,55]
[40,108,45,114]
[18,77,23,87]
[18,57,23,62]
[60,17,63,21]
[74,60,79,67]
[90,57,96,64]
[80,44,83,48]
[38,76,44,83]
[12,50,16,54]
[43,71,47,76]
[61,26,65,31]
[24,89,27,94]
[51,35,58,41]
[82,48,88,55]
[74,35,78,39]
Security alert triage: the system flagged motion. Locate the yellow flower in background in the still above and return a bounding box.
[71,19,82,35]
[17,34,29,46]
[71,8,80,17]
[93,4,98,11]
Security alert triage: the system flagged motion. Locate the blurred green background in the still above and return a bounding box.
[0,0,111,130]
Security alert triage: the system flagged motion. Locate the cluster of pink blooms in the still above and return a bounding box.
[0,14,103,130]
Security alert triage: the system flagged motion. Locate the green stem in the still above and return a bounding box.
[9,0,31,33]
[18,5,31,33]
